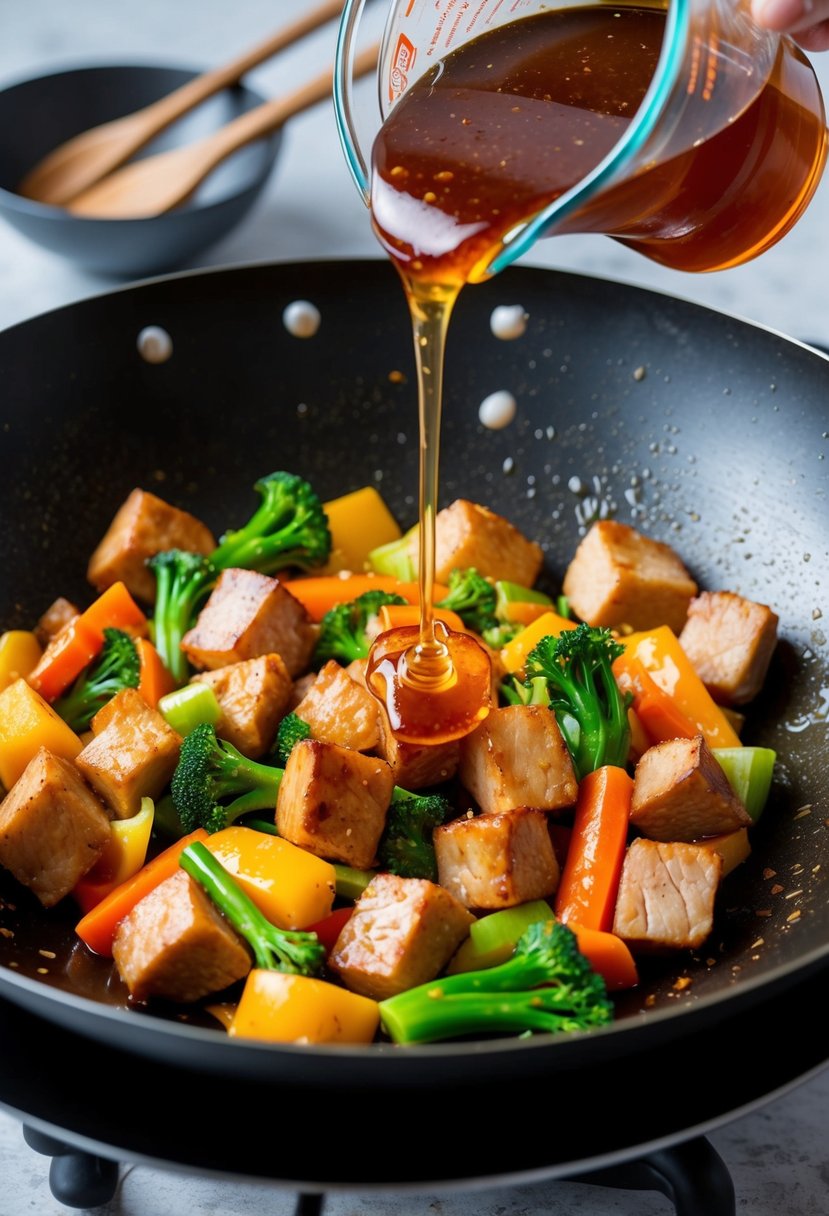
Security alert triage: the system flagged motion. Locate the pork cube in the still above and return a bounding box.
[112,869,251,1002]
[407,499,544,586]
[328,872,474,1000]
[376,712,460,790]
[75,687,182,819]
[181,568,316,677]
[613,838,722,951]
[562,520,697,633]
[293,659,381,753]
[434,806,560,910]
[630,735,753,842]
[458,705,578,815]
[35,597,79,646]
[276,739,394,868]
[678,590,779,706]
[87,488,216,604]
[0,748,110,907]
[191,652,292,758]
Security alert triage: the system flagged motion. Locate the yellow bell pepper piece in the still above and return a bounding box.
[321,486,402,574]
[697,828,751,878]
[72,797,156,913]
[499,610,578,673]
[0,631,43,693]
[229,970,380,1044]
[0,678,82,789]
[619,625,742,749]
[205,826,335,930]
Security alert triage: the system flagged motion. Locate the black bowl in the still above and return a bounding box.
[0,62,283,276]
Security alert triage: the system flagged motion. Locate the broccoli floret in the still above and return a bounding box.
[210,471,331,576]
[53,628,140,732]
[376,788,450,881]
[313,589,408,666]
[379,919,614,1044]
[171,722,283,835]
[148,549,216,686]
[436,567,498,635]
[481,621,524,650]
[522,623,631,779]
[180,840,325,976]
[273,711,313,767]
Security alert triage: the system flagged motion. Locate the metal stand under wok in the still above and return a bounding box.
[21,1126,735,1215]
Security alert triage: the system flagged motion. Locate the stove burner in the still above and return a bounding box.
[21,1127,736,1215]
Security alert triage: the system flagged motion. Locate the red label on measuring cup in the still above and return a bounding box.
[390,32,417,102]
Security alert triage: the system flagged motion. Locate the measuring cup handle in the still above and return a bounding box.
[335,0,373,205]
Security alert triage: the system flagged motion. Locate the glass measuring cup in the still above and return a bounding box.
[335,0,828,276]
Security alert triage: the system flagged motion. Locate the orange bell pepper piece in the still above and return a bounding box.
[570,923,639,992]
[614,625,741,749]
[555,765,634,932]
[75,828,208,957]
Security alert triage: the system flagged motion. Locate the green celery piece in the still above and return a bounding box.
[158,683,222,735]
[332,864,376,901]
[367,527,417,580]
[447,900,553,974]
[494,580,553,618]
[713,746,776,822]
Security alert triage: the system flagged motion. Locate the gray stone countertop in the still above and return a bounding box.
[0,3,826,1213]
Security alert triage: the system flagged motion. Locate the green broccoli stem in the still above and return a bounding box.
[149,554,215,686]
[380,989,603,1044]
[180,841,325,975]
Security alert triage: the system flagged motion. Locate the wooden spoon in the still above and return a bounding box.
[65,45,379,220]
[18,0,348,207]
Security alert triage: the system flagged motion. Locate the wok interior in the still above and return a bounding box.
[0,258,826,1056]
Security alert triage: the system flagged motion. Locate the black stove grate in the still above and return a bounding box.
[22,1126,735,1215]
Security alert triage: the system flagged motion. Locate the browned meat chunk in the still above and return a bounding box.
[181,568,316,677]
[678,590,779,706]
[407,499,544,586]
[87,488,216,604]
[276,739,394,868]
[630,734,752,842]
[434,806,560,910]
[35,597,79,646]
[458,705,578,815]
[75,688,182,819]
[328,872,474,1000]
[562,520,697,633]
[292,659,381,753]
[112,869,251,1002]
[0,748,110,907]
[191,653,292,758]
[376,714,460,790]
[612,838,722,951]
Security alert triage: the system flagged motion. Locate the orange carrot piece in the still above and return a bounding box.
[81,581,147,638]
[136,638,176,708]
[282,574,450,621]
[375,603,467,635]
[614,653,699,745]
[27,616,102,702]
[75,828,209,957]
[571,923,639,992]
[555,765,634,932]
[28,582,148,702]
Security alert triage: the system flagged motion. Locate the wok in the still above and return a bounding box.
[0,257,826,1188]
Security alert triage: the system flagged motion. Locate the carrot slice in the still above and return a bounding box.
[28,581,148,702]
[282,574,449,621]
[570,923,639,992]
[375,603,467,635]
[75,828,208,957]
[136,638,176,708]
[555,765,634,932]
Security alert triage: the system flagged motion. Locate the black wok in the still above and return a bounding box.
[0,258,826,1186]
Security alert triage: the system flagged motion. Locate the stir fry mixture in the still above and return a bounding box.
[0,472,779,1046]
